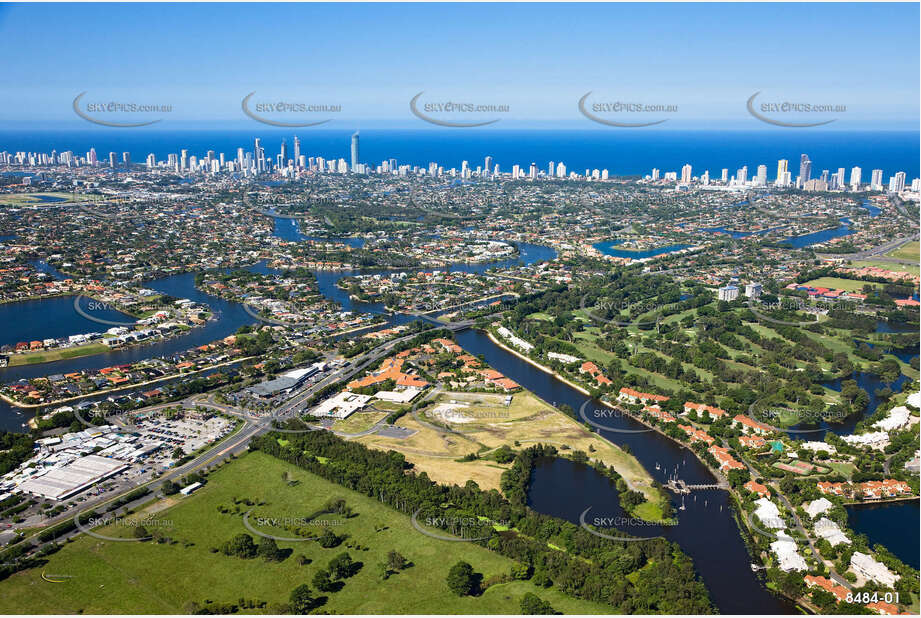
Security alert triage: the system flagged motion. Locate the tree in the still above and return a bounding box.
[386,550,407,572]
[318,527,342,548]
[221,533,258,559]
[531,568,552,588]
[446,561,476,596]
[328,552,356,580]
[133,525,149,540]
[520,592,555,615]
[161,480,179,495]
[289,584,315,614]
[312,568,334,592]
[257,536,282,561]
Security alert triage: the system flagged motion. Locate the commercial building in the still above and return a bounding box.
[311,391,371,419]
[18,454,129,501]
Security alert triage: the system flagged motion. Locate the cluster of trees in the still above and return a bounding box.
[520,592,557,614]
[219,533,287,562]
[446,560,480,596]
[252,432,714,613]
[0,431,34,476]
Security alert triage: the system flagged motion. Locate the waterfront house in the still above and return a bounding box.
[708,445,745,471]
[732,414,773,436]
[678,424,715,445]
[618,387,669,405]
[683,401,727,420]
[804,575,848,603]
[850,552,900,588]
[817,481,847,497]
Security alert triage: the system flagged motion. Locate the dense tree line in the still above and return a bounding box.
[250,432,713,613]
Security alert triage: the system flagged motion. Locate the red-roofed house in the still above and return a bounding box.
[683,401,727,420]
[618,387,669,405]
[744,479,771,498]
[739,435,767,449]
[804,575,848,603]
[708,445,745,471]
[866,601,900,615]
[678,424,715,445]
[733,414,773,436]
[817,481,847,496]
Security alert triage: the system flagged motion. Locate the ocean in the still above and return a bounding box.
[1,128,918,179]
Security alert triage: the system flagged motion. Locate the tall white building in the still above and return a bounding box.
[870,169,884,190]
[745,283,762,299]
[889,171,906,193]
[736,166,748,184]
[718,285,740,301]
[681,164,692,184]
[850,166,862,190]
[756,165,767,186]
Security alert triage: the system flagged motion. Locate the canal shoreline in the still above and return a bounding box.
[479,327,808,613]
[4,356,257,413]
[483,331,667,499]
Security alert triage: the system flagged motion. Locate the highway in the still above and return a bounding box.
[816,233,920,263]
[6,324,468,559]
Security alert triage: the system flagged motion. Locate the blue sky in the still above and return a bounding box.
[0,2,918,129]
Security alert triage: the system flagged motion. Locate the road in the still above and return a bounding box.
[816,233,919,263]
[7,328,443,559]
[726,434,853,592]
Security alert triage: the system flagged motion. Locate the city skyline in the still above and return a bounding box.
[5,132,918,193]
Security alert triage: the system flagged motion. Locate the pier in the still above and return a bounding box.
[666,478,730,494]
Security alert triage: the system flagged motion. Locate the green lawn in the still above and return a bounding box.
[0,452,612,615]
[802,277,881,293]
[7,343,110,366]
[0,192,91,206]
[852,259,920,277]
[825,461,857,480]
[331,411,387,434]
[885,241,920,262]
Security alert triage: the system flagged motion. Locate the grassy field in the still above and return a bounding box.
[0,192,93,206]
[6,343,110,367]
[358,389,668,516]
[852,259,920,277]
[0,452,612,615]
[331,410,388,434]
[825,461,858,480]
[802,277,881,293]
[885,241,920,262]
